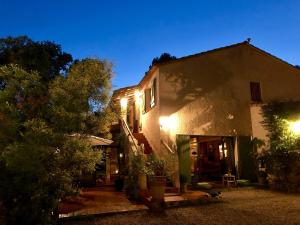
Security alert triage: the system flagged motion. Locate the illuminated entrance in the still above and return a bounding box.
[177,135,236,183]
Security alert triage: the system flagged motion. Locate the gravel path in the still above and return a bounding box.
[63,188,300,225]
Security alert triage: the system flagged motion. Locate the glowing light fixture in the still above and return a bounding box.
[120,98,128,110]
[289,120,300,135]
[134,90,142,105]
[159,116,169,130]
[159,116,177,131]
[119,153,123,158]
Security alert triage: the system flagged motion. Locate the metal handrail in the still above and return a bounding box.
[161,139,175,154]
[120,118,139,153]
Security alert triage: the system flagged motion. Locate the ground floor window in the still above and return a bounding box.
[177,135,236,183]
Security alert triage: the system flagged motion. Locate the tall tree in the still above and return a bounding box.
[0,58,113,225]
[0,36,72,83]
[150,52,177,68]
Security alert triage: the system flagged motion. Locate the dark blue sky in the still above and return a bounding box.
[1,0,300,89]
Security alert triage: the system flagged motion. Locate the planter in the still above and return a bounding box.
[138,174,147,190]
[149,176,166,202]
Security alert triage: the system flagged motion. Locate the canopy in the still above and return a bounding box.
[68,134,113,146]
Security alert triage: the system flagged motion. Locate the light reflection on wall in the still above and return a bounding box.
[120,98,128,111]
[288,120,300,135]
[159,115,177,131]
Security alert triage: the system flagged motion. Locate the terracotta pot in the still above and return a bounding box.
[149,176,166,202]
[258,176,267,185]
[138,174,147,190]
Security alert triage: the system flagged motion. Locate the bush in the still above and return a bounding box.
[262,102,300,192]
[144,154,166,177]
[0,59,113,224]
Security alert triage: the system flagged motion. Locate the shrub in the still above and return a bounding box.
[124,151,143,201]
[261,101,300,192]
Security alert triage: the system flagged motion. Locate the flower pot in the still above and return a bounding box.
[138,174,147,190]
[258,176,267,185]
[149,176,166,202]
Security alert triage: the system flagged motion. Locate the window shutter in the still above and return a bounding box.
[150,78,157,107]
[145,88,151,112]
[250,82,262,102]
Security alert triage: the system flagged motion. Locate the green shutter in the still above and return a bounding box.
[177,135,191,183]
[238,136,256,181]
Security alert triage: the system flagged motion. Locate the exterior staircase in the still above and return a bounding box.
[133,133,152,154]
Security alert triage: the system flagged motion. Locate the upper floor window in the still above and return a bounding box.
[150,78,157,108]
[142,78,157,114]
[142,88,150,113]
[250,82,262,102]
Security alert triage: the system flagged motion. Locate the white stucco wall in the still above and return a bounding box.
[140,70,161,155]
[158,44,300,146]
[250,105,268,142]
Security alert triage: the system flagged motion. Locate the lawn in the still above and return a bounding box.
[62,188,300,225]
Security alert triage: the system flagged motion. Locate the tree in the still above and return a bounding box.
[0,59,113,224]
[0,36,72,83]
[150,52,177,68]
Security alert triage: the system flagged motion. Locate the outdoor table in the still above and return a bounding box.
[222,174,236,188]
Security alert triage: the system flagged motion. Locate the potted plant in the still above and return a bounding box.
[180,174,188,193]
[144,154,167,203]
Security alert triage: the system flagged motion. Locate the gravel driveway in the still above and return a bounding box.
[63,188,300,225]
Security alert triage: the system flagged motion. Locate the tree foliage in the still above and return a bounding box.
[0,58,114,224]
[150,53,177,68]
[0,36,72,83]
[49,58,113,134]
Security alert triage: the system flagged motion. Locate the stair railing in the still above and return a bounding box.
[120,117,141,154]
[161,139,176,154]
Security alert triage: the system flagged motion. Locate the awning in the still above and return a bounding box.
[68,134,113,146]
[86,135,113,146]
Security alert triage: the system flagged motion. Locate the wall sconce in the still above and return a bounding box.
[159,116,169,130]
[159,115,177,131]
[134,90,142,105]
[289,120,300,135]
[120,98,128,111]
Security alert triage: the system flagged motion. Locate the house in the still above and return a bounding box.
[112,41,300,188]
[69,134,116,186]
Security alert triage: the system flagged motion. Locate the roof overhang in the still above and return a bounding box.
[68,134,113,146]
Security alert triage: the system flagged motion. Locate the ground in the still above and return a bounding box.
[62,188,300,225]
[59,187,147,217]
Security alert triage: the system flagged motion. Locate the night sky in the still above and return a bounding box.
[1,0,300,89]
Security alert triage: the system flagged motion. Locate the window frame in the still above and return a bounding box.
[142,78,157,114]
[250,81,262,102]
[150,78,157,108]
